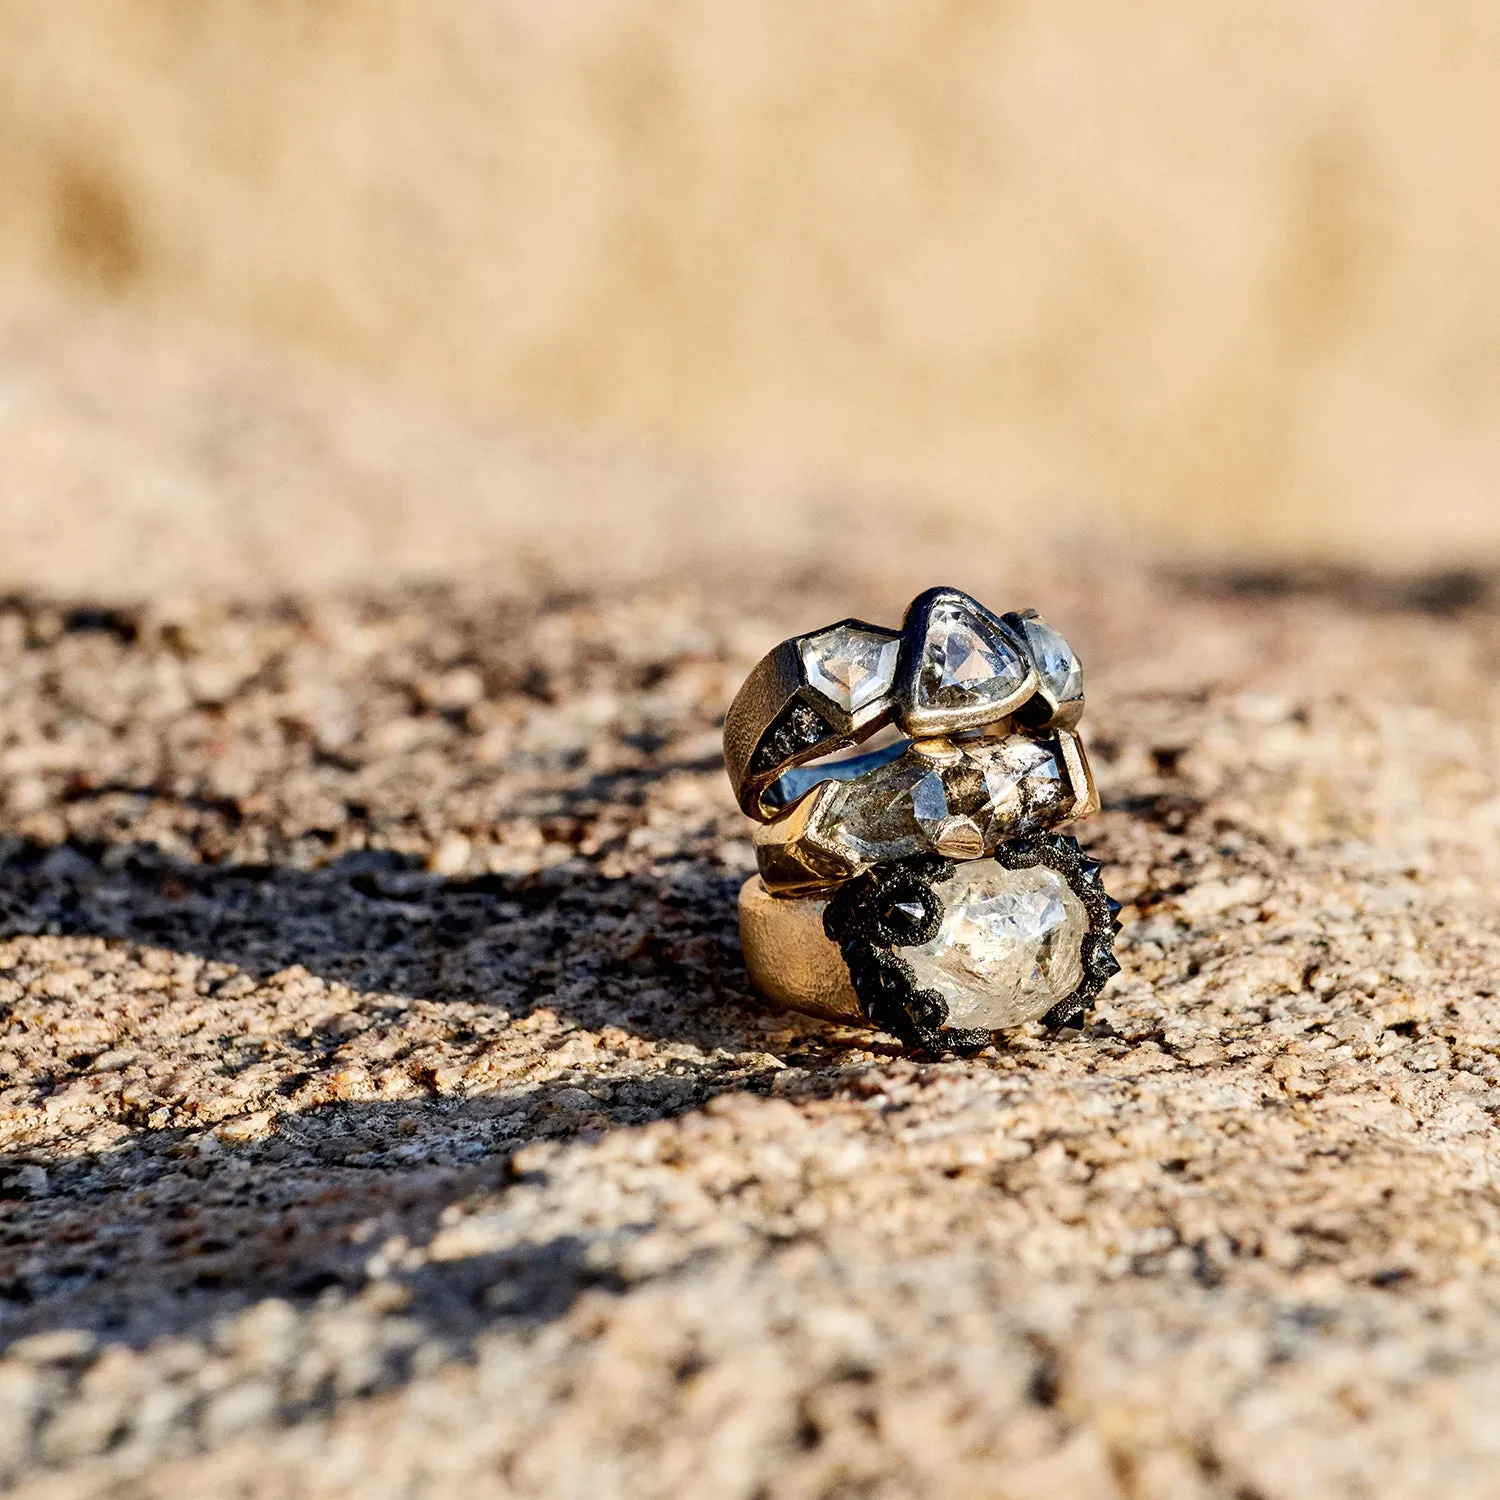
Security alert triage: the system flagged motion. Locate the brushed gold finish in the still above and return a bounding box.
[738,877,865,1025]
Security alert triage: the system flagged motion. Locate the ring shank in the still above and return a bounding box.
[738,877,864,1025]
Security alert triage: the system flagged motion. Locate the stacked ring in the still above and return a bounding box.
[726,587,1120,1054]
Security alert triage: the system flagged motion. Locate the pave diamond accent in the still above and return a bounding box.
[1022,616,1083,703]
[801,626,900,714]
[916,602,1028,713]
[904,863,1088,1029]
[749,698,838,777]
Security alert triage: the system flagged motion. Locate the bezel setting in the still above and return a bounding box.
[1004,608,1085,730]
[821,833,1122,1054]
[896,587,1039,737]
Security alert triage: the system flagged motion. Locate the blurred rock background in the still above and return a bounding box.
[2,1,1499,589]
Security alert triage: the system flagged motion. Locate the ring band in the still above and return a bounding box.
[726,587,1115,1053]
[724,587,1085,821]
[739,833,1121,1053]
[753,726,1099,896]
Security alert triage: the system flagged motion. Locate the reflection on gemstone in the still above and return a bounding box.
[916,602,1027,712]
[829,761,950,862]
[1022,616,1083,703]
[820,734,1074,865]
[904,862,1088,1028]
[976,736,1068,840]
[801,626,900,713]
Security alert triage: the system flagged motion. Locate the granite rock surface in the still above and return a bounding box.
[0,568,1497,1498]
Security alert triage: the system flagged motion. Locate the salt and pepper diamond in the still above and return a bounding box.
[916,600,1029,713]
[818,734,1075,867]
[800,625,900,714]
[1021,615,1083,704]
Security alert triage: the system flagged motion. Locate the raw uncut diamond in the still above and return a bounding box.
[917,602,1028,712]
[1022,616,1083,703]
[800,626,900,714]
[904,862,1088,1029]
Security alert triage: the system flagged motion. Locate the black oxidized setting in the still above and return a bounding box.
[749,697,840,778]
[822,833,1123,1056]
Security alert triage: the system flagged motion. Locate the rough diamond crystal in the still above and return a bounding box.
[801,626,900,714]
[1022,616,1083,703]
[917,602,1028,712]
[903,862,1088,1029]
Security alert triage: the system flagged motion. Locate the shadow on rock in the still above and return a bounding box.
[0,838,763,1051]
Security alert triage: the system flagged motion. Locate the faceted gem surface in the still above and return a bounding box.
[801,626,900,714]
[972,736,1070,839]
[828,761,950,863]
[820,734,1074,864]
[1022,616,1083,703]
[916,602,1028,713]
[904,863,1089,1029]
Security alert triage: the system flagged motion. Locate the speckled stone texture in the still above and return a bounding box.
[0,569,1498,1499]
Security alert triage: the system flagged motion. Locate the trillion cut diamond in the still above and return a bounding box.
[1022,616,1083,703]
[917,602,1028,712]
[801,626,900,714]
[904,863,1088,1029]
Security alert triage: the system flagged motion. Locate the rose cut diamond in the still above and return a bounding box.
[1022,616,1083,703]
[916,602,1028,712]
[903,862,1088,1029]
[801,626,900,714]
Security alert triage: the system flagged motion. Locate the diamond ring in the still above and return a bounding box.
[738,835,1121,1053]
[752,726,1099,897]
[727,588,1116,1053]
[723,587,1085,821]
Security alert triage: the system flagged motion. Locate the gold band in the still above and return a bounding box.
[737,876,863,1025]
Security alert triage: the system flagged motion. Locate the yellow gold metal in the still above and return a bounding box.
[1056,728,1100,818]
[932,815,986,859]
[738,877,863,1025]
[749,779,860,896]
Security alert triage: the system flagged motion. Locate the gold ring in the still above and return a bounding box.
[723,587,1085,821]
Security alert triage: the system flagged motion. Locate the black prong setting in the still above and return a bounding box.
[823,833,1122,1056]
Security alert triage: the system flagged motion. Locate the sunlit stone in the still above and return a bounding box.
[801,626,900,714]
[821,734,1074,865]
[917,602,1028,712]
[904,863,1088,1029]
[1022,616,1083,703]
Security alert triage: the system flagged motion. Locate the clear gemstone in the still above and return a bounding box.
[917,602,1028,712]
[1022,616,1083,703]
[801,626,900,714]
[904,863,1088,1029]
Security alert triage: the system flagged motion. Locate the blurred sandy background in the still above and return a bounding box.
[2,1,1500,587]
